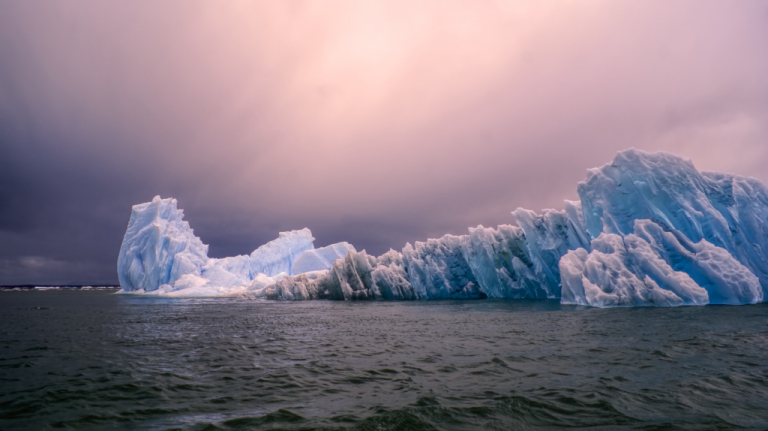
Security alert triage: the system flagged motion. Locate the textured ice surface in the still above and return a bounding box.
[578,150,768,298]
[268,222,585,301]
[253,250,417,300]
[117,149,768,307]
[560,219,762,307]
[560,228,710,307]
[117,197,347,296]
[117,196,208,293]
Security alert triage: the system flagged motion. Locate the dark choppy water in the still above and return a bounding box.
[1,291,768,430]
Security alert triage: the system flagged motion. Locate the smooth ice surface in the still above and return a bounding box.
[249,229,315,277]
[117,149,768,307]
[290,242,356,275]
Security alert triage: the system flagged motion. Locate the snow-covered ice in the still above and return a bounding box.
[116,149,768,307]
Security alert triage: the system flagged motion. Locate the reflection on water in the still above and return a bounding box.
[1,291,767,430]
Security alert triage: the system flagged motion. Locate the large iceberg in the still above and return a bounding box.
[116,196,355,297]
[117,149,768,307]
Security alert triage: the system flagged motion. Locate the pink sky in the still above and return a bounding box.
[1,1,767,283]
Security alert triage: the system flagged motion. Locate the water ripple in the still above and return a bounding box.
[1,292,767,430]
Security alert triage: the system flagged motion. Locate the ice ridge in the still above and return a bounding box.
[117,149,768,307]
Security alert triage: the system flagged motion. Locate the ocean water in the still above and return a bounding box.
[1,291,767,430]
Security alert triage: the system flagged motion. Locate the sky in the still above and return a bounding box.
[1,1,767,285]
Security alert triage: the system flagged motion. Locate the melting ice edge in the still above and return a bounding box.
[117,149,768,307]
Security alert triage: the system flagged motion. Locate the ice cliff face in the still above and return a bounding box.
[117,197,209,292]
[117,149,768,307]
[572,150,768,305]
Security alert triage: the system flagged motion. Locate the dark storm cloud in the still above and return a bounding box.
[1,1,768,284]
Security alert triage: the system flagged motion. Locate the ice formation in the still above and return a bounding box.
[558,150,767,307]
[117,149,768,307]
[290,242,357,275]
[116,196,354,297]
[117,197,208,293]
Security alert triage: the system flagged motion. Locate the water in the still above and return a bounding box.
[1,291,767,430]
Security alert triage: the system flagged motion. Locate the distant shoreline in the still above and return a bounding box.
[1,285,121,290]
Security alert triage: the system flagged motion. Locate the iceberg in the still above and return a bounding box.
[117,197,208,293]
[116,196,352,296]
[116,149,768,307]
